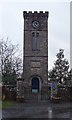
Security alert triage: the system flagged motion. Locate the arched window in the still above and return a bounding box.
[36,32,40,50]
[32,32,40,51]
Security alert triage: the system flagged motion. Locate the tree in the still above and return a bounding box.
[48,49,69,84]
[0,38,22,85]
[67,68,72,86]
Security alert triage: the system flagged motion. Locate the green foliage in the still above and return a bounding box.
[48,49,69,84]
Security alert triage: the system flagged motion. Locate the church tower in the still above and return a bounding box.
[23,11,49,101]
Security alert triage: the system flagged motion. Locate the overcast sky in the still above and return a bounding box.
[0,1,70,70]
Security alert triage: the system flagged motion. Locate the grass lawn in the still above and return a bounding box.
[2,100,16,109]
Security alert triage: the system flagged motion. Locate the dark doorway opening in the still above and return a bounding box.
[31,77,39,93]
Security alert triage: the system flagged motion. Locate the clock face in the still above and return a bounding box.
[32,21,39,28]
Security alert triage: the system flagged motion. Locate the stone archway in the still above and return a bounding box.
[31,77,41,101]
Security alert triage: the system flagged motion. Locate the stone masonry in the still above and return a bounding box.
[18,11,49,101]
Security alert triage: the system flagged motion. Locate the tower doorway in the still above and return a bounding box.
[31,77,39,93]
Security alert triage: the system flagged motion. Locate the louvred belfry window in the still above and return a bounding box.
[32,32,40,51]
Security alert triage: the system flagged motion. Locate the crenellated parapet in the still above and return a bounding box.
[23,11,49,19]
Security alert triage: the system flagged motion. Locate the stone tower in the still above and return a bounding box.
[23,11,49,101]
